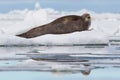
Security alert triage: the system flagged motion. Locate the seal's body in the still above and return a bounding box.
[17,13,91,38]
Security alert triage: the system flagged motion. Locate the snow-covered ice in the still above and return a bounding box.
[0,5,120,46]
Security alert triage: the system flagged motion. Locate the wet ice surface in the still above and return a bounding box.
[0,46,120,80]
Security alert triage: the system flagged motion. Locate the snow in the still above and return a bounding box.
[29,31,108,45]
[0,3,120,46]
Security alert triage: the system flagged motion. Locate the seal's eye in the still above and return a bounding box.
[85,15,91,21]
[87,16,90,19]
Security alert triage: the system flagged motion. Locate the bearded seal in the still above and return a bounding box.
[17,13,91,38]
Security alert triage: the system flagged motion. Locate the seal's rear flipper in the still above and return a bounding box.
[16,33,31,38]
[16,32,41,38]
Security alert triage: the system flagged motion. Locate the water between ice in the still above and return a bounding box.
[0,46,120,80]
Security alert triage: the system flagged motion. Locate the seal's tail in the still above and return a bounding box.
[16,28,44,38]
[16,33,31,38]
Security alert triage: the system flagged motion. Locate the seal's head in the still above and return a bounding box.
[81,13,91,22]
[81,13,91,30]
